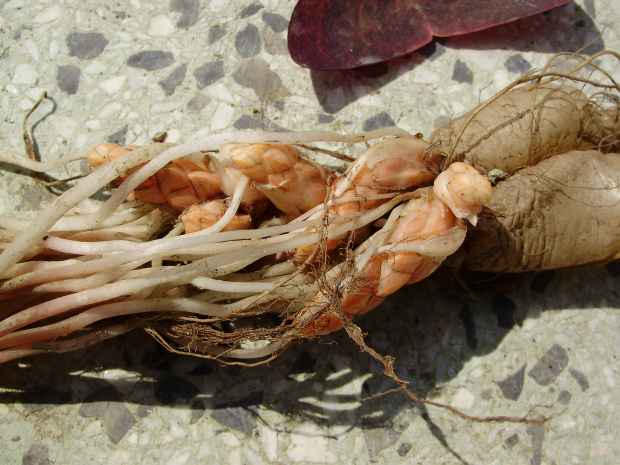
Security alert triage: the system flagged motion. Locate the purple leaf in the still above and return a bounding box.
[288,0,573,70]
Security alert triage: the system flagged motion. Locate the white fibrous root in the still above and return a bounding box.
[0,126,491,365]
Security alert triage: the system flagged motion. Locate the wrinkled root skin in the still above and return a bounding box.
[431,84,589,175]
[462,150,620,273]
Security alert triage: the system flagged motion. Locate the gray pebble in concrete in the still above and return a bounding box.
[233,114,285,132]
[233,58,290,101]
[528,344,569,386]
[504,433,519,448]
[452,59,473,84]
[397,443,412,457]
[187,92,211,112]
[194,61,224,89]
[79,397,108,418]
[235,24,261,59]
[79,387,136,444]
[263,34,288,56]
[497,363,526,401]
[208,27,226,44]
[569,368,590,391]
[101,402,136,445]
[210,407,257,437]
[262,12,289,33]
[66,32,109,60]
[127,51,174,71]
[240,3,263,18]
[557,390,572,405]
[22,444,50,465]
[527,424,545,465]
[56,65,80,94]
[505,54,531,74]
[318,114,335,124]
[190,399,206,424]
[159,64,187,96]
[171,0,199,28]
[363,427,402,459]
[107,125,128,145]
[362,112,395,132]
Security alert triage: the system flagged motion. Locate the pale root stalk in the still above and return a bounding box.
[0,128,414,275]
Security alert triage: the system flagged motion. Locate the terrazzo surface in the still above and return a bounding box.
[0,1,619,464]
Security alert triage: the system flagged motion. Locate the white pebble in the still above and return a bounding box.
[227,449,242,465]
[100,102,123,118]
[82,420,103,439]
[451,99,467,116]
[492,69,511,90]
[590,442,612,457]
[117,31,132,42]
[165,128,181,143]
[17,98,34,111]
[219,432,241,447]
[169,421,188,439]
[76,134,88,149]
[205,83,234,104]
[149,14,175,36]
[209,0,229,12]
[49,39,59,58]
[86,119,101,131]
[24,40,39,63]
[210,103,233,131]
[84,60,108,74]
[260,427,278,463]
[49,115,78,139]
[124,432,139,445]
[12,64,38,85]
[603,366,616,387]
[99,75,127,94]
[471,51,501,70]
[151,102,182,113]
[109,450,132,463]
[451,387,476,410]
[412,65,440,84]
[4,0,25,9]
[167,449,192,465]
[33,5,60,23]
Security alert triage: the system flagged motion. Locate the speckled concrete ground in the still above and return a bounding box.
[0,1,619,464]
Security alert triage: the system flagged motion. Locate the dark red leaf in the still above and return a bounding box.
[288,0,573,70]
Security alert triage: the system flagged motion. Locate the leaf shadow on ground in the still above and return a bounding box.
[310,4,602,115]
